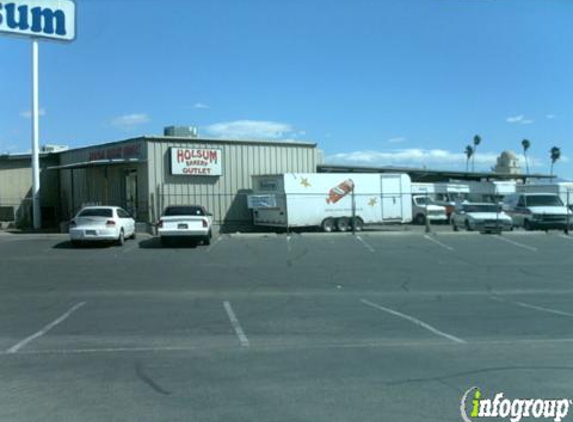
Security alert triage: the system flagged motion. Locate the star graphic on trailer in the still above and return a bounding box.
[300,178,311,188]
[368,198,377,206]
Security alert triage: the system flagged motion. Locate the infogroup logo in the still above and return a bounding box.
[460,387,572,422]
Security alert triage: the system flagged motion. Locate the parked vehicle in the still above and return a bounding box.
[466,180,516,204]
[411,195,447,225]
[249,173,412,232]
[451,203,513,232]
[69,206,136,246]
[517,182,573,211]
[431,183,470,219]
[157,205,213,245]
[502,193,573,231]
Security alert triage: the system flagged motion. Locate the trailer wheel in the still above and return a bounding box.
[321,218,335,233]
[414,214,426,225]
[336,217,350,232]
[352,217,364,232]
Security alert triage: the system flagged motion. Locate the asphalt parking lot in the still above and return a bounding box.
[1,230,573,421]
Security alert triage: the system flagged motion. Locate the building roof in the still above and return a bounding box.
[317,164,554,182]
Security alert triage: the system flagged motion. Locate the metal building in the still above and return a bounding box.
[0,152,59,227]
[50,136,320,229]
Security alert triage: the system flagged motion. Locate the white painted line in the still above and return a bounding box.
[423,235,454,251]
[494,235,537,252]
[356,235,375,252]
[360,298,466,344]
[6,302,86,354]
[206,236,223,253]
[122,241,139,254]
[223,301,250,347]
[286,235,292,254]
[559,234,573,241]
[492,296,573,318]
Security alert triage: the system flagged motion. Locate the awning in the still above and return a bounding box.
[47,158,145,170]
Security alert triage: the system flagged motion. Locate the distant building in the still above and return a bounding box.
[493,150,521,175]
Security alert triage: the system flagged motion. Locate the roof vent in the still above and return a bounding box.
[164,126,198,138]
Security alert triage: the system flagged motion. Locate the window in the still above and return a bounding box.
[163,206,206,216]
[517,196,526,207]
[78,208,113,218]
[526,195,564,207]
[117,209,130,218]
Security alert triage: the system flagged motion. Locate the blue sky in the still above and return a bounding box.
[1,0,572,177]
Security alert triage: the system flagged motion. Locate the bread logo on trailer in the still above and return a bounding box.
[326,179,354,204]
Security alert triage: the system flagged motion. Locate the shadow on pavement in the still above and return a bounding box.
[138,237,199,249]
[53,240,117,249]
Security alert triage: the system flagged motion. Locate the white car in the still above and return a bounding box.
[451,203,513,232]
[157,205,213,246]
[69,206,136,246]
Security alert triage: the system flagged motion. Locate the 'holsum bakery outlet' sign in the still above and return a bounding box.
[170,147,223,176]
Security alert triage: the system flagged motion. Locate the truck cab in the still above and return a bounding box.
[411,195,447,225]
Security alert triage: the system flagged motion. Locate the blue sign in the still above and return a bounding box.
[0,0,76,41]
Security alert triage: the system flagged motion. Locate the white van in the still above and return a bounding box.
[503,193,573,231]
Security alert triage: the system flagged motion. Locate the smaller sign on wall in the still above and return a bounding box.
[171,147,222,176]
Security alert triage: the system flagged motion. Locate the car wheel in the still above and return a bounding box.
[352,217,364,232]
[452,220,458,232]
[203,232,211,246]
[414,214,426,225]
[160,237,168,247]
[117,230,125,246]
[336,217,350,232]
[524,220,533,231]
[321,218,335,233]
[465,220,473,231]
[130,230,136,240]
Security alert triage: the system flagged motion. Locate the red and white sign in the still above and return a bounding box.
[171,147,222,176]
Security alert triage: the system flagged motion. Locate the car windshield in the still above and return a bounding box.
[463,204,499,213]
[415,197,434,205]
[526,195,564,206]
[78,208,113,218]
[163,206,205,216]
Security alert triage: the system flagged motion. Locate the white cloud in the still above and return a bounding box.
[20,108,46,118]
[387,137,406,144]
[204,120,296,140]
[111,113,150,131]
[325,148,500,168]
[546,114,557,119]
[193,103,210,109]
[506,115,534,125]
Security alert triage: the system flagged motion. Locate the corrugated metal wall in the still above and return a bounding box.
[0,155,59,226]
[147,138,319,225]
[58,140,148,220]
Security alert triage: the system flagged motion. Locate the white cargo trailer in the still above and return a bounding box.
[249,173,412,231]
[467,180,516,203]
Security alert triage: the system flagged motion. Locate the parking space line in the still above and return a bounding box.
[356,235,375,252]
[5,302,86,354]
[360,298,466,344]
[206,236,223,253]
[423,235,454,251]
[122,241,139,254]
[559,234,573,241]
[223,301,250,347]
[494,235,537,252]
[492,296,573,318]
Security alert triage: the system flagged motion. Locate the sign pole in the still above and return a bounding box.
[32,38,41,230]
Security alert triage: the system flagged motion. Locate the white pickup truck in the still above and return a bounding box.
[157,205,213,245]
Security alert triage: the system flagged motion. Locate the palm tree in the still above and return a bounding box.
[550,146,561,177]
[521,139,531,174]
[465,145,474,172]
[472,135,481,172]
